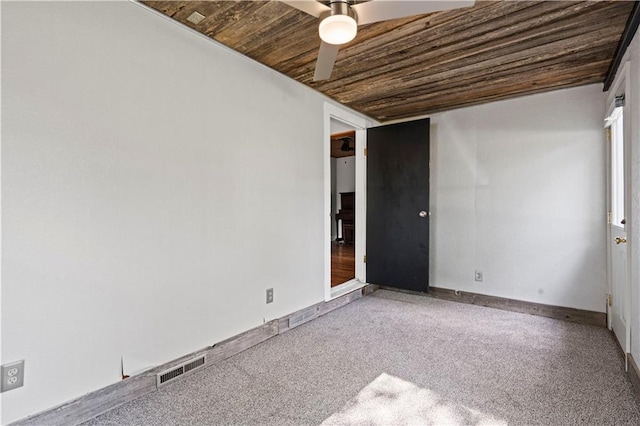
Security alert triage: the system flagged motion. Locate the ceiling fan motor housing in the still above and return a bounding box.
[325,1,356,21]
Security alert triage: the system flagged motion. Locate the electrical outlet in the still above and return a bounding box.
[1,360,25,393]
[475,270,483,282]
[266,288,274,304]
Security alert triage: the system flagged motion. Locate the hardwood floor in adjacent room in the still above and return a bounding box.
[331,241,355,287]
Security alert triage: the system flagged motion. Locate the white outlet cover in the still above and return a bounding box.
[1,360,25,392]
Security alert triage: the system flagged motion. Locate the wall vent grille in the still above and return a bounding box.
[156,355,206,388]
[289,307,317,329]
[183,356,205,373]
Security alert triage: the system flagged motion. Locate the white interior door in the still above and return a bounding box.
[606,103,629,354]
[611,225,628,351]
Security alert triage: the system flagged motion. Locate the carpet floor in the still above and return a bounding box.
[85,289,640,425]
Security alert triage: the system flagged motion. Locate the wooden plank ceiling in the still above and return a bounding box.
[143,1,634,121]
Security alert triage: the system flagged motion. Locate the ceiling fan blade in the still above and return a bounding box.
[352,0,475,26]
[280,0,331,18]
[314,42,340,81]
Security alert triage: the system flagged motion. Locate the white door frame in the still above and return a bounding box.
[605,62,631,366]
[323,103,371,301]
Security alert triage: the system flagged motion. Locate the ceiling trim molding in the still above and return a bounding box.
[603,1,640,92]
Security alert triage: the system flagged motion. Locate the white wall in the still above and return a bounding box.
[429,85,607,312]
[329,118,357,240]
[330,119,355,135]
[612,30,640,364]
[630,29,640,369]
[0,2,617,423]
[0,2,368,423]
[329,156,355,240]
[335,157,356,212]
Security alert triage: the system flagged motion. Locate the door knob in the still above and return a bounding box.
[615,237,627,244]
[419,211,428,218]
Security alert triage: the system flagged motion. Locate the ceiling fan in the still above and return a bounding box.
[281,0,476,81]
[340,137,355,151]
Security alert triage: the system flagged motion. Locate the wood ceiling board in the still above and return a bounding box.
[308,1,534,89]
[336,4,629,116]
[604,0,640,91]
[223,4,320,69]
[349,26,624,110]
[327,3,627,102]
[368,54,612,108]
[290,6,481,81]
[319,1,619,99]
[359,46,617,111]
[368,61,611,119]
[142,1,635,122]
[227,7,314,58]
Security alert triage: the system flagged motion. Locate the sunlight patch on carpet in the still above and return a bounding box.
[322,373,506,426]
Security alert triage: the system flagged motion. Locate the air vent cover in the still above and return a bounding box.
[156,355,206,388]
[183,356,205,373]
[187,11,206,25]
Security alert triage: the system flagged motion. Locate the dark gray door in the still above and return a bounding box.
[366,118,430,292]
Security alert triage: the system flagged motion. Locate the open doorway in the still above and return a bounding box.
[324,103,368,301]
[330,123,356,287]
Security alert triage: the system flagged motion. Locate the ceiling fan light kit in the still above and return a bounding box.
[283,0,476,81]
[319,1,357,45]
[319,14,357,45]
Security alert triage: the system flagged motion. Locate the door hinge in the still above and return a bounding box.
[606,127,611,142]
[363,255,367,263]
[607,211,612,224]
[607,294,612,307]
[364,148,367,156]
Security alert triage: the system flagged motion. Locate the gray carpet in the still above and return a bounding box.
[84,290,640,425]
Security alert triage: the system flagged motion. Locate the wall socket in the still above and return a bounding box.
[475,270,483,282]
[266,288,274,304]
[1,360,25,393]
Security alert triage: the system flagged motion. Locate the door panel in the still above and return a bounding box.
[606,103,628,352]
[611,228,628,350]
[366,118,430,292]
